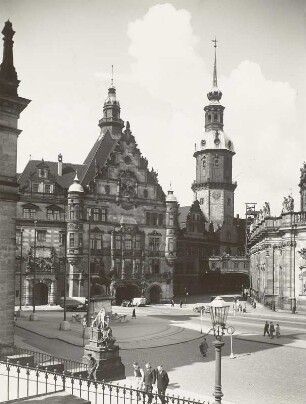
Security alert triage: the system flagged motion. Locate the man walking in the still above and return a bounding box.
[143,362,156,404]
[263,321,270,337]
[87,353,97,381]
[269,322,275,339]
[199,338,209,357]
[133,362,144,397]
[156,365,169,404]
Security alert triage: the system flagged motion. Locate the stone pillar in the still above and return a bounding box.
[48,280,55,305]
[24,278,31,306]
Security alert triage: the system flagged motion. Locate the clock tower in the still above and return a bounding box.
[192,41,236,227]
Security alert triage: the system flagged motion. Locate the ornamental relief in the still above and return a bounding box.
[250,240,297,254]
[68,222,79,230]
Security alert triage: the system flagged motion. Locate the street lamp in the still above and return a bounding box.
[33,221,37,314]
[87,209,92,327]
[209,296,230,404]
[19,228,24,311]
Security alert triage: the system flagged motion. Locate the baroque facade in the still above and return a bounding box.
[248,162,306,311]
[174,44,248,295]
[0,21,30,343]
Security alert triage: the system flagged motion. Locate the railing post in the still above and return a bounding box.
[6,359,10,401]
[17,361,21,399]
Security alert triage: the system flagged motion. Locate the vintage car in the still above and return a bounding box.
[121,300,132,307]
[132,297,147,307]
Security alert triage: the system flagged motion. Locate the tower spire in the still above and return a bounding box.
[0,20,19,96]
[212,37,218,88]
[111,64,114,87]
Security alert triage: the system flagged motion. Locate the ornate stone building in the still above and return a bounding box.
[174,43,248,295]
[0,21,30,343]
[248,162,306,311]
[16,83,177,305]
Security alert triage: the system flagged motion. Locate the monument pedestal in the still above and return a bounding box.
[84,326,125,382]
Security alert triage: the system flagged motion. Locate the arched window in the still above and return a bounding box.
[214,113,218,122]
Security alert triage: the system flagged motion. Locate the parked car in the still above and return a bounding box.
[193,305,210,313]
[132,297,146,307]
[60,297,87,311]
[121,300,132,307]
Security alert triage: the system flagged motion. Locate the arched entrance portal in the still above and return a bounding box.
[116,284,139,304]
[149,285,161,304]
[34,283,48,306]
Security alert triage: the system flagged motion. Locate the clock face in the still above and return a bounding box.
[212,191,221,200]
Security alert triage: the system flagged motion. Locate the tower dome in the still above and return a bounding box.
[68,173,84,193]
[166,185,177,202]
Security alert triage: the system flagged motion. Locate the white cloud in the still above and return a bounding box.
[126,4,302,217]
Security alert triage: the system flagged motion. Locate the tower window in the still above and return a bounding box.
[208,114,212,122]
[227,198,231,206]
[214,114,218,122]
[200,198,204,205]
[69,233,75,248]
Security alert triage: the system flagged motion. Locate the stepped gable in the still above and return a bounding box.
[18,160,84,192]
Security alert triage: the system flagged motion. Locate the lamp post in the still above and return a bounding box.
[87,210,92,327]
[209,296,230,404]
[59,229,71,331]
[19,228,24,311]
[33,221,37,314]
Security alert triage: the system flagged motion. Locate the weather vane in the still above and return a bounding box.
[212,37,218,48]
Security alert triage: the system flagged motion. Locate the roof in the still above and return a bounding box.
[18,160,85,191]
[197,129,234,153]
[178,206,190,227]
[80,130,118,186]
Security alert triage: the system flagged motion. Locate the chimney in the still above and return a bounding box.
[58,153,63,176]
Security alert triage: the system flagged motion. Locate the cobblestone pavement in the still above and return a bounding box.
[14,301,306,404]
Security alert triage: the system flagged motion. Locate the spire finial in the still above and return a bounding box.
[211,37,218,87]
[111,65,114,87]
[0,20,19,95]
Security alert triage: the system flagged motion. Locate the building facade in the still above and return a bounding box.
[16,84,177,306]
[249,162,306,311]
[0,21,30,344]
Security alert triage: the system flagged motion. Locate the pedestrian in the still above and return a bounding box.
[133,362,144,395]
[179,300,183,308]
[269,322,275,339]
[292,305,296,314]
[275,324,280,338]
[243,303,247,313]
[156,365,169,404]
[132,308,136,319]
[143,362,156,404]
[171,299,175,307]
[199,338,209,357]
[86,353,97,380]
[263,321,270,337]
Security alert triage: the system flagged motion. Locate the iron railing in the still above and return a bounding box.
[0,360,212,404]
[7,346,87,375]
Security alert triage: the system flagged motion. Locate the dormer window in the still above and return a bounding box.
[38,169,47,178]
[32,183,39,193]
[45,184,52,194]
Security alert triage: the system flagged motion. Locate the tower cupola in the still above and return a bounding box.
[98,66,124,130]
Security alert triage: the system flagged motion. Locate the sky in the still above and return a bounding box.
[1,0,305,217]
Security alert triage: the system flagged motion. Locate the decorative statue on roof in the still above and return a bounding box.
[282,195,294,213]
[263,202,270,218]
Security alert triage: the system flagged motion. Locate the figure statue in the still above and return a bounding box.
[287,195,294,212]
[282,197,288,214]
[98,322,116,349]
[264,202,270,217]
[91,308,106,329]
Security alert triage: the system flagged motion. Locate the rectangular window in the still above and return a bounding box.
[90,235,95,250]
[101,208,107,222]
[168,238,173,252]
[79,233,83,247]
[149,237,160,252]
[69,233,75,248]
[158,214,164,226]
[96,234,102,250]
[115,235,121,250]
[32,183,39,193]
[45,184,51,194]
[125,236,132,250]
[93,208,100,221]
[23,208,30,219]
[47,210,53,220]
[37,230,46,242]
[168,214,174,226]
[59,232,65,246]
[70,206,75,220]
[234,262,239,269]
[135,235,141,250]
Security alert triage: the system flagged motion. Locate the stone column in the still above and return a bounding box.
[24,278,31,306]
[48,280,55,305]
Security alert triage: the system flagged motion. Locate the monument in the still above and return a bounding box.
[84,309,125,381]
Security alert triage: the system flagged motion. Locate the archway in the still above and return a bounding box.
[34,283,48,305]
[115,284,139,304]
[149,285,161,304]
